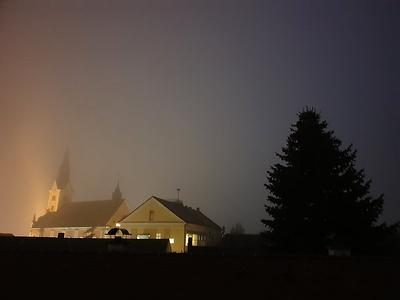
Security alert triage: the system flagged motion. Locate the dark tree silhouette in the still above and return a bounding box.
[230,222,245,235]
[262,108,395,254]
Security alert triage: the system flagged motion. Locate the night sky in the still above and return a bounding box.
[0,0,399,235]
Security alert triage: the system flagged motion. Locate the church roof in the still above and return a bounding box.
[153,197,221,230]
[32,198,125,228]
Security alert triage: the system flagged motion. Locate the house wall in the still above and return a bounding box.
[120,222,221,252]
[185,223,222,247]
[121,222,185,253]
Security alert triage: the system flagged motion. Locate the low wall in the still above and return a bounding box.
[0,236,171,254]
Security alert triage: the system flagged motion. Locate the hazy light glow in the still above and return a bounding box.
[0,0,399,235]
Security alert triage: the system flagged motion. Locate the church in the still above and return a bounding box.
[29,151,130,238]
[29,151,222,253]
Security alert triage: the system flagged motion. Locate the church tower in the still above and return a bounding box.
[47,150,73,212]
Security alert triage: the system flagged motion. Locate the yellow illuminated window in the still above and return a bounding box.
[156,233,161,239]
[137,234,150,239]
[169,238,174,244]
[185,233,198,246]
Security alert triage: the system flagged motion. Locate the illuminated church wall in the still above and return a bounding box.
[29,227,108,238]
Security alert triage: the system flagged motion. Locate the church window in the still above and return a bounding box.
[52,195,56,201]
[149,210,154,221]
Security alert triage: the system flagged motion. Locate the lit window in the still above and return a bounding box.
[156,233,161,239]
[169,238,174,244]
[185,234,190,246]
[185,233,198,246]
[137,234,150,239]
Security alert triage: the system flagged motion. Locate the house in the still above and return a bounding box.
[29,151,129,238]
[119,196,222,253]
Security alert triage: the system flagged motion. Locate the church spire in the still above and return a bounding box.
[47,149,73,212]
[112,179,122,200]
[56,148,70,189]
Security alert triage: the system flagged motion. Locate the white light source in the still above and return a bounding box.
[137,234,150,239]
[116,223,121,227]
[169,238,174,244]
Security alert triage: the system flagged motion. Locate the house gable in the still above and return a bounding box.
[119,196,184,223]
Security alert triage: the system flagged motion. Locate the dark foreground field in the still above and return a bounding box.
[1,252,398,299]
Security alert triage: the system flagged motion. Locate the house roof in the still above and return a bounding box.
[153,197,221,230]
[32,198,125,228]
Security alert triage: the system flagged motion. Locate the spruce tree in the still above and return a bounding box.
[262,108,389,253]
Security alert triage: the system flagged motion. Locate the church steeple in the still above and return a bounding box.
[47,149,73,212]
[112,180,122,200]
[56,148,70,189]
